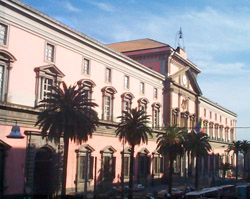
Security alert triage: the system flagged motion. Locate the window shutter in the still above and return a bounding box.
[160,157,164,173]
[89,156,94,179]
[112,157,116,179]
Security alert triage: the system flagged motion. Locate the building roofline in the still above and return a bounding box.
[4,0,165,81]
[200,96,237,117]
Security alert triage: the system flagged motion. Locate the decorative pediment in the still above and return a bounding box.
[0,139,11,150]
[76,144,95,153]
[170,67,202,95]
[139,147,150,154]
[101,145,116,154]
[34,64,65,78]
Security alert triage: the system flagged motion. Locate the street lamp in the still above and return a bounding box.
[6,122,24,139]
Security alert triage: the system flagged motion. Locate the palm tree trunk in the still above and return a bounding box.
[244,154,246,180]
[187,152,190,177]
[168,158,174,196]
[236,152,238,182]
[128,145,135,199]
[195,154,199,190]
[61,138,69,197]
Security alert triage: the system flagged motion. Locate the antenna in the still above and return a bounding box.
[175,27,185,50]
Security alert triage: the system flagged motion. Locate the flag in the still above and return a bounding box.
[195,119,204,133]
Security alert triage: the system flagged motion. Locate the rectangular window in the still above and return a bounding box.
[106,68,112,83]
[124,75,129,89]
[45,43,55,62]
[124,100,130,113]
[40,77,53,100]
[153,156,163,174]
[83,58,90,75]
[0,65,4,100]
[140,82,145,94]
[78,155,93,181]
[215,114,217,121]
[204,109,206,117]
[154,88,158,99]
[210,111,212,119]
[0,24,7,46]
[104,95,111,120]
[154,109,159,128]
[124,157,129,177]
[220,116,222,122]
[226,118,228,124]
[103,156,116,181]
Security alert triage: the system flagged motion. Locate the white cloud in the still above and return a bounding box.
[64,1,81,12]
[91,2,115,12]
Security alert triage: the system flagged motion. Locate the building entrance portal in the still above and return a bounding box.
[33,147,54,196]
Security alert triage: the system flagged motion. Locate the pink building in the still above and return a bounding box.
[0,0,236,197]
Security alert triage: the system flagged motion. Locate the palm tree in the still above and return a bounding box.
[35,82,99,196]
[240,140,249,180]
[219,162,233,179]
[227,140,242,182]
[157,125,185,195]
[116,108,152,199]
[187,131,211,190]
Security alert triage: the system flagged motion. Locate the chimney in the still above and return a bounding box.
[176,47,187,59]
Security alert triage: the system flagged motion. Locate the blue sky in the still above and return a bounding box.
[21,0,250,140]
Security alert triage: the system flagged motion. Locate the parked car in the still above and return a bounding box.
[158,188,183,199]
[236,184,250,199]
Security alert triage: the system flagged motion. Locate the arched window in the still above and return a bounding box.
[225,127,229,142]
[101,86,117,121]
[152,103,161,129]
[121,92,134,114]
[172,108,180,125]
[219,125,224,141]
[203,120,208,134]
[0,50,16,102]
[78,79,96,100]
[209,122,214,139]
[215,124,219,140]
[189,114,196,130]
[180,111,189,129]
[230,128,234,142]
[138,98,149,113]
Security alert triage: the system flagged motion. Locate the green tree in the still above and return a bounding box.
[240,140,249,180]
[227,140,242,182]
[35,82,99,196]
[219,162,233,179]
[116,108,152,199]
[187,131,211,190]
[156,125,185,195]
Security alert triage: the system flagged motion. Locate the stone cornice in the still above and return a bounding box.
[200,96,237,117]
[2,0,165,83]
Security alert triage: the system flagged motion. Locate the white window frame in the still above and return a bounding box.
[124,75,129,89]
[105,67,112,83]
[153,88,158,99]
[140,82,145,95]
[0,23,8,47]
[45,42,55,63]
[82,58,90,75]
[102,86,117,121]
[34,64,64,105]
